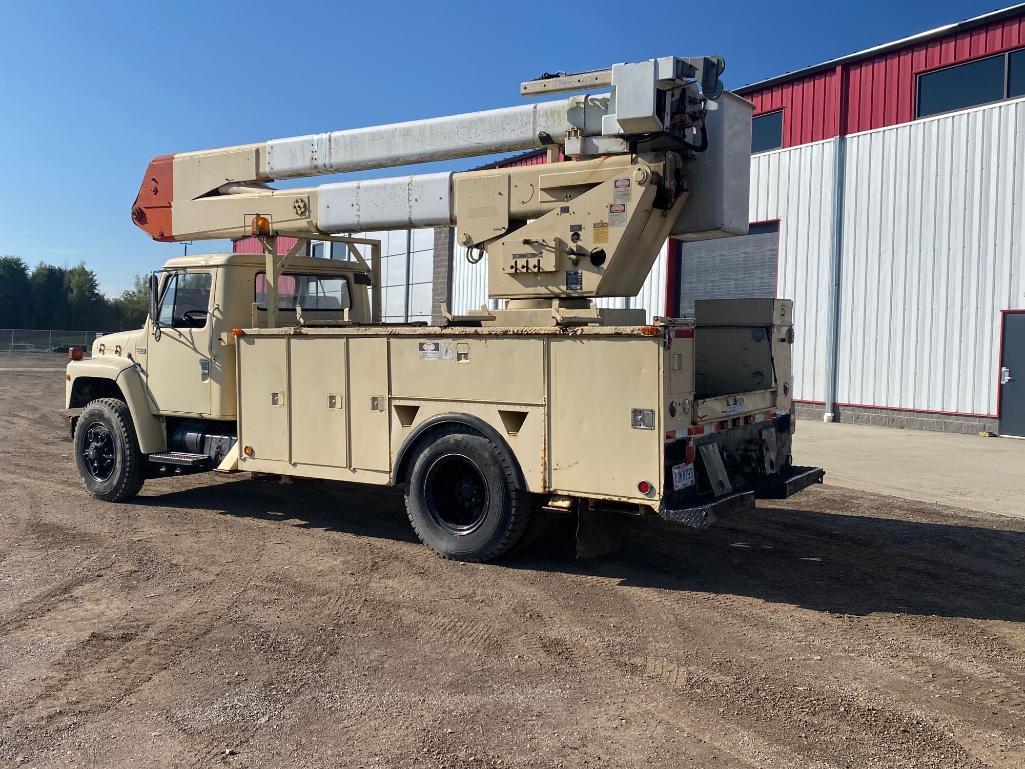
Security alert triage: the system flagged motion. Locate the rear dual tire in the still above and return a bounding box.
[404,429,531,562]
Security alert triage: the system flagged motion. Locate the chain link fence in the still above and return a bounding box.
[0,329,108,353]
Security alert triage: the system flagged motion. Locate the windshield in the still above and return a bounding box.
[255,273,351,311]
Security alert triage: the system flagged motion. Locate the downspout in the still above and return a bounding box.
[823,64,848,423]
[403,230,413,323]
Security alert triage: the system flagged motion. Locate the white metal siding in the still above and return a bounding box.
[836,99,1025,416]
[332,229,435,323]
[749,140,837,403]
[451,245,494,315]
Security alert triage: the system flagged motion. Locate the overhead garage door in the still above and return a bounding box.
[677,223,779,317]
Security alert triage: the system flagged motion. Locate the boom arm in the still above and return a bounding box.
[131,56,752,305]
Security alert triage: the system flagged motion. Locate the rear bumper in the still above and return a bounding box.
[658,490,756,529]
[657,464,825,529]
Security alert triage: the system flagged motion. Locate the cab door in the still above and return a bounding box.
[145,270,215,415]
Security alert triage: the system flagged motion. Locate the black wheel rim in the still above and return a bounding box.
[423,454,490,535]
[82,421,117,482]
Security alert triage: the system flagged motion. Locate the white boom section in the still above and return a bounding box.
[318,173,453,232]
[264,96,608,180]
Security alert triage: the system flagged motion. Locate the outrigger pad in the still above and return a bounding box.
[760,465,825,499]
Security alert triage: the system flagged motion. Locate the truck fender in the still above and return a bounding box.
[115,366,166,454]
[66,359,167,454]
[392,412,526,490]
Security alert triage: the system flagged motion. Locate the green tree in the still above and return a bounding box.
[113,274,150,329]
[28,263,68,329]
[64,263,106,330]
[0,256,30,328]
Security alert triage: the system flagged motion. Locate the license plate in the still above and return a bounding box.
[672,462,695,491]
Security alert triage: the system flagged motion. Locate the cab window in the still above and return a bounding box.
[255,273,351,311]
[157,272,213,328]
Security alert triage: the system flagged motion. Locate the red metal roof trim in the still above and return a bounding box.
[743,9,1025,146]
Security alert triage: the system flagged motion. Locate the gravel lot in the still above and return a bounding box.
[1,353,1024,768]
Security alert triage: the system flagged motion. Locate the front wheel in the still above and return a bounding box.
[404,429,530,562]
[73,398,145,502]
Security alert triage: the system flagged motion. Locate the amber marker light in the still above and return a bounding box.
[232,328,245,337]
[243,445,255,457]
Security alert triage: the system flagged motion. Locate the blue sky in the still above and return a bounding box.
[0,0,1007,295]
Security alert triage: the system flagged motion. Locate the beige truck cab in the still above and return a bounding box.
[66,252,373,495]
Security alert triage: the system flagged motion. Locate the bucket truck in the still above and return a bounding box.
[66,56,823,561]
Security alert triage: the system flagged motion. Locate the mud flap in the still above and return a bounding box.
[698,443,733,497]
[576,507,625,558]
[214,442,241,474]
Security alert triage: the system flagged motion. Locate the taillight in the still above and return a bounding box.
[684,439,696,464]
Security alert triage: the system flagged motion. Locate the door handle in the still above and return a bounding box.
[1001,367,1014,385]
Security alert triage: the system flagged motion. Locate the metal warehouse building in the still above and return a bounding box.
[256,4,1025,437]
[733,3,1025,437]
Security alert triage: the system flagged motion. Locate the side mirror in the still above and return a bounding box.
[148,273,160,322]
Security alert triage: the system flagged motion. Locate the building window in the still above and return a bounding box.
[1010,49,1025,99]
[916,49,1025,118]
[751,110,783,154]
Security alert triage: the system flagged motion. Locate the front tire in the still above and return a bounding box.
[73,398,145,502]
[404,429,530,562]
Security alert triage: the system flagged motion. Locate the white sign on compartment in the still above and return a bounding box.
[726,397,746,414]
[418,341,455,360]
[672,462,695,491]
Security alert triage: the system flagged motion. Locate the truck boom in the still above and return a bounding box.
[131,56,751,315]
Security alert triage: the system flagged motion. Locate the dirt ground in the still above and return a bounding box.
[1,353,1024,769]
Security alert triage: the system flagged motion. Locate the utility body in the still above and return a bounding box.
[67,56,822,560]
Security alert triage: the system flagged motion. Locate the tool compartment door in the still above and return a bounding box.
[349,337,390,471]
[237,335,289,462]
[289,337,348,467]
[549,337,662,500]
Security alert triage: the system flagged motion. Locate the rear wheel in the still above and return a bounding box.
[404,429,530,562]
[73,398,145,502]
